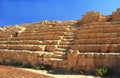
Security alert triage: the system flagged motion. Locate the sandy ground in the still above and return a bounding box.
[0,65,53,78]
[0,65,119,78]
[19,68,100,78]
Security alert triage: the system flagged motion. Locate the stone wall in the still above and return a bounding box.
[112,8,120,21]
[81,8,120,24]
[67,52,120,72]
[81,11,107,24]
[70,14,120,72]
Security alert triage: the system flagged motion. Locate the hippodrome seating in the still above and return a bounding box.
[0,23,77,61]
[1,9,120,72]
[71,21,120,53]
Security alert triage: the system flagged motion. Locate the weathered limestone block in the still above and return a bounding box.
[45,45,57,52]
[85,39,99,44]
[5,52,12,59]
[94,53,104,68]
[16,54,25,61]
[98,38,113,44]
[67,50,79,70]
[53,27,69,32]
[0,58,3,63]
[102,59,110,67]
[88,33,104,38]
[36,31,66,36]
[37,56,43,63]
[112,8,120,21]
[58,60,67,69]
[32,45,45,51]
[71,45,86,52]
[81,11,101,24]
[5,59,11,64]
[106,28,119,33]
[86,45,100,52]
[27,53,38,63]
[0,53,1,58]
[60,41,70,45]
[75,53,94,72]
[43,40,58,45]
[94,53,120,70]
[1,52,7,59]
[72,45,101,52]
[76,34,89,39]
[117,33,120,37]
[27,54,34,62]
[42,35,61,40]
[78,30,90,34]
[42,58,52,65]
[100,44,109,52]
[52,61,58,68]
[104,33,117,38]
[74,39,85,44]
[108,45,118,52]
[100,45,118,52]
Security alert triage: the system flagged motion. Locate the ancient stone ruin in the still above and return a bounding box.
[0,8,120,73]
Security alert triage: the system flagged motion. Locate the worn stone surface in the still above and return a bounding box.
[0,8,120,73]
[45,45,57,52]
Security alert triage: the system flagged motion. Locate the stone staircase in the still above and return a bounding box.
[50,25,77,61]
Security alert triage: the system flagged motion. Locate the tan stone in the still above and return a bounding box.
[32,46,44,51]
[104,33,117,38]
[43,40,58,45]
[67,50,79,68]
[76,34,88,39]
[74,39,85,44]
[45,45,57,52]
[100,45,109,52]
[58,60,67,69]
[1,8,120,73]
[81,11,101,24]
[88,33,104,38]
[71,45,87,52]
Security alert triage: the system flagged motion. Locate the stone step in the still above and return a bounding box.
[65,32,75,35]
[63,36,75,39]
[51,54,66,59]
[11,35,61,40]
[0,40,43,45]
[58,45,70,48]
[80,21,120,29]
[59,41,73,45]
[0,49,29,52]
[76,33,119,39]
[71,45,120,53]
[50,58,66,61]
[0,40,59,45]
[56,48,68,52]
[74,38,120,44]
[0,49,52,54]
[0,49,55,59]
[54,51,66,55]
[19,32,66,37]
[63,39,74,41]
[78,27,120,34]
[0,44,45,51]
[0,38,11,41]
